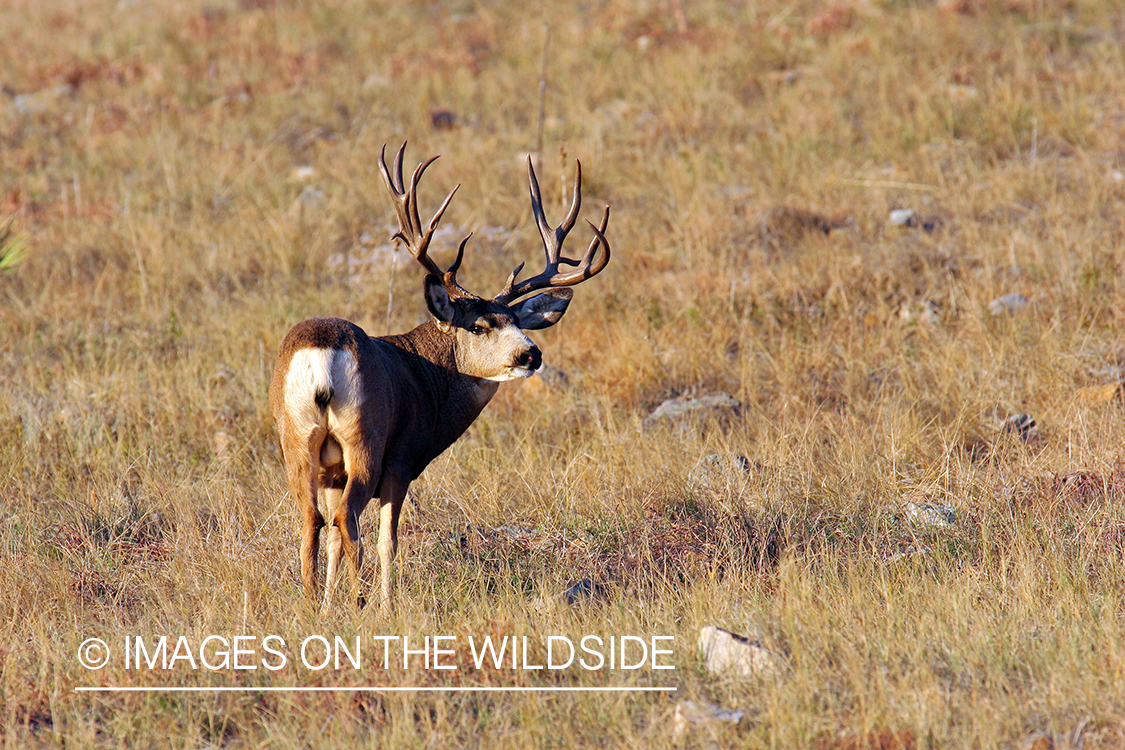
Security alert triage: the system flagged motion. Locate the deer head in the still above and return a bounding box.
[378,143,611,382]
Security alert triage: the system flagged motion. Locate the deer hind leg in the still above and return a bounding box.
[332,474,373,610]
[300,502,323,602]
[320,487,344,611]
[318,446,350,611]
[286,452,323,603]
[375,473,409,617]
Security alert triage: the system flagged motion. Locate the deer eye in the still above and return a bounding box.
[470,324,487,336]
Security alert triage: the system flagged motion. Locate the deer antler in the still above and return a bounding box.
[493,156,611,304]
[378,142,469,280]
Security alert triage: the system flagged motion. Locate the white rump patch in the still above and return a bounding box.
[284,348,363,435]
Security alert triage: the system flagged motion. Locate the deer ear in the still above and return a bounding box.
[424,276,456,324]
[512,288,573,330]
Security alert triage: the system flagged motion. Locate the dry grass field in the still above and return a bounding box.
[2,0,1125,746]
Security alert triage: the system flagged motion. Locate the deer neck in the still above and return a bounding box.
[381,321,499,413]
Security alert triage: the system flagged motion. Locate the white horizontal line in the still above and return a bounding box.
[75,686,677,693]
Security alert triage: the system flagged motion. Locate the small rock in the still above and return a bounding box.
[562,578,610,605]
[889,209,940,232]
[988,293,1030,315]
[903,501,957,530]
[12,84,74,115]
[689,454,753,495]
[889,209,917,227]
[536,365,569,389]
[882,545,931,564]
[430,109,457,130]
[643,394,741,431]
[362,73,390,90]
[529,596,553,615]
[947,83,980,102]
[672,700,748,742]
[495,525,539,541]
[290,165,316,182]
[919,300,941,325]
[294,185,326,210]
[898,300,941,326]
[1002,413,1037,442]
[764,69,801,85]
[698,625,785,680]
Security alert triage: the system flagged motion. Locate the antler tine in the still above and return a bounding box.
[493,154,610,304]
[525,156,546,250]
[391,142,406,191]
[580,205,612,275]
[561,159,583,234]
[556,206,611,283]
[448,232,472,275]
[377,141,409,198]
[407,155,443,237]
[526,156,583,266]
[526,156,554,262]
[378,142,462,278]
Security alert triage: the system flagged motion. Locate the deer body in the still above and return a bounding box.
[270,316,502,611]
[269,144,610,613]
[272,317,503,495]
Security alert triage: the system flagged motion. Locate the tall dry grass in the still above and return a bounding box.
[1,0,1125,747]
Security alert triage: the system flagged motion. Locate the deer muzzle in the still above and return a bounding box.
[514,345,542,372]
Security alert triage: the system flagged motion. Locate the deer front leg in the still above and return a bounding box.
[375,474,408,617]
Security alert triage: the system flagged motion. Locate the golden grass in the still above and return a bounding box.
[2,0,1125,746]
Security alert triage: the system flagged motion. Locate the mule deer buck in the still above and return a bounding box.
[269,143,611,613]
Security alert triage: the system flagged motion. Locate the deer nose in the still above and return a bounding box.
[515,346,541,371]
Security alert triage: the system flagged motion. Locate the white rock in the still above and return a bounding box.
[672,700,747,742]
[290,165,317,182]
[882,545,931,563]
[362,73,390,90]
[889,209,917,227]
[698,625,785,680]
[643,394,742,431]
[899,300,941,326]
[903,501,956,529]
[689,454,753,495]
[988,293,1030,315]
[495,525,539,540]
[946,84,980,102]
[12,84,73,115]
[294,185,326,210]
